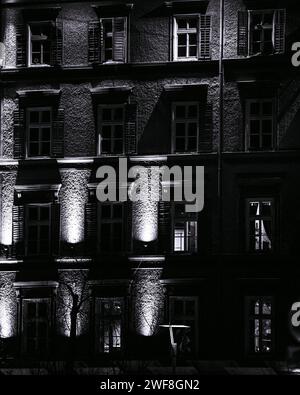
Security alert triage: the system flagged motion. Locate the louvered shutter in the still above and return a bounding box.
[199,101,213,152]
[52,108,64,158]
[158,201,171,253]
[113,17,127,62]
[85,203,97,254]
[237,11,249,56]
[51,203,60,256]
[16,24,26,67]
[274,9,286,54]
[13,108,25,159]
[124,103,137,155]
[50,19,63,66]
[88,20,101,63]
[199,15,211,59]
[12,205,25,258]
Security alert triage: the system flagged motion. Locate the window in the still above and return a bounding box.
[238,9,286,56]
[101,17,127,63]
[27,108,52,157]
[98,105,124,155]
[22,299,49,354]
[172,103,199,153]
[26,205,51,256]
[245,99,274,151]
[173,203,198,253]
[247,297,273,354]
[169,297,198,354]
[99,203,123,252]
[173,15,211,61]
[96,298,123,353]
[28,23,52,66]
[246,199,274,253]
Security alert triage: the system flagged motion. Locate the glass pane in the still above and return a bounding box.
[178,34,187,46]
[101,205,111,219]
[41,111,51,123]
[262,302,272,315]
[189,45,197,57]
[41,142,51,156]
[178,46,187,57]
[249,135,260,149]
[249,202,259,216]
[113,205,123,219]
[188,123,197,136]
[262,102,272,116]
[176,123,185,136]
[187,137,197,151]
[174,300,184,316]
[261,201,272,216]
[250,120,260,133]
[29,128,39,141]
[30,111,39,123]
[177,19,187,29]
[175,138,185,152]
[175,106,186,119]
[262,134,272,149]
[28,302,36,319]
[189,34,197,46]
[185,300,195,316]
[102,125,112,138]
[114,125,123,138]
[29,143,39,156]
[114,107,124,121]
[188,19,198,29]
[250,102,260,116]
[102,109,112,121]
[40,206,50,221]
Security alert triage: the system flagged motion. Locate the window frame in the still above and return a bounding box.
[95,297,124,354]
[25,203,52,257]
[245,198,275,253]
[171,202,198,254]
[171,101,200,154]
[26,107,53,158]
[27,21,53,67]
[169,296,199,354]
[100,17,128,64]
[245,296,274,356]
[173,14,200,61]
[21,298,51,355]
[98,202,124,253]
[245,98,275,151]
[97,104,125,156]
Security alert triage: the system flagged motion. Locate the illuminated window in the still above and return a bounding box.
[96,298,123,353]
[246,199,274,253]
[22,299,49,354]
[247,297,273,354]
[169,297,198,354]
[100,17,127,63]
[28,23,52,66]
[98,105,125,155]
[99,203,123,252]
[173,203,198,253]
[172,103,199,153]
[26,205,51,256]
[27,108,52,157]
[245,99,274,151]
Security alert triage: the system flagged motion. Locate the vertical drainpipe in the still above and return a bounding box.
[218,0,224,255]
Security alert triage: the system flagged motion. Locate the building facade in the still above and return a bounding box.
[0,0,300,372]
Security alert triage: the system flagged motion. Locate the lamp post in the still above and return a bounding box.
[160,324,190,374]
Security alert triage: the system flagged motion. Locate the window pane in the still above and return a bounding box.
[30,111,39,123]
[178,35,187,46]
[177,19,187,29]
[29,128,39,141]
[178,46,187,57]
[101,205,111,219]
[41,111,51,123]
[175,106,186,119]
[176,123,185,136]
[188,19,198,29]
[102,109,112,121]
[250,102,260,116]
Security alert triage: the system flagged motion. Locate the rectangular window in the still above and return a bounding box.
[98,105,125,155]
[27,107,52,157]
[246,199,274,253]
[169,296,198,354]
[250,11,274,55]
[100,17,127,63]
[174,16,198,60]
[99,203,123,252]
[96,298,123,353]
[22,299,50,354]
[26,205,51,256]
[247,296,273,354]
[173,203,198,253]
[245,99,274,151]
[28,23,52,66]
[172,102,199,153]
[173,15,211,61]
